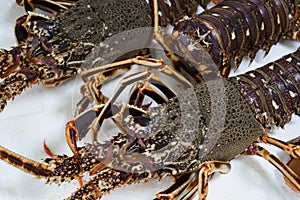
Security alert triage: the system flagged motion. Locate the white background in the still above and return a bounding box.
[0,1,299,199]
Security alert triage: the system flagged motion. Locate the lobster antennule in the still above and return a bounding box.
[0,145,51,178]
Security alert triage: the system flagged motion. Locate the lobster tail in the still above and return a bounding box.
[172,0,299,77]
[149,0,200,26]
[231,47,300,128]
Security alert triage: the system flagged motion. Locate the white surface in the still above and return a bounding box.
[0,1,300,200]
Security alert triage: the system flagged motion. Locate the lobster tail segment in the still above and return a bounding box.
[231,47,300,128]
[149,0,200,26]
[172,0,300,77]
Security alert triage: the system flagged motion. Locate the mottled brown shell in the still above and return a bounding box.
[173,0,298,77]
[50,0,152,60]
[136,79,264,172]
[191,79,264,162]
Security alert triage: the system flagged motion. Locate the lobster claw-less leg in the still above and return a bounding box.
[197,161,231,200]
[246,142,300,191]
[285,161,300,191]
[128,81,168,107]
[285,156,300,192]
[260,135,300,192]
[66,104,106,154]
[67,87,171,156]
[155,173,199,200]
[285,136,300,192]
[68,65,180,155]
[67,102,145,154]
[16,0,78,14]
[260,134,300,158]
[155,161,231,200]
[85,56,192,141]
[75,65,131,116]
[76,45,184,111]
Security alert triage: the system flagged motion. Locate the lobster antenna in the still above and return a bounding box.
[153,0,158,33]
[0,145,51,178]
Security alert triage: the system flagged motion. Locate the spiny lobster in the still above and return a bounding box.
[0,39,300,200]
[0,0,203,112]
[72,0,300,117]
[0,0,298,200]
[1,0,300,113]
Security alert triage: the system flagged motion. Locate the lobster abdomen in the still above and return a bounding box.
[231,47,300,128]
[172,0,299,77]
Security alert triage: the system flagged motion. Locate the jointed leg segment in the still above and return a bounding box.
[246,138,300,191]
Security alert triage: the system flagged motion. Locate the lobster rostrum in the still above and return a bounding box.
[0,42,300,199]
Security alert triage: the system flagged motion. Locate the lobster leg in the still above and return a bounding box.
[288,136,300,145]
[285,156,300,192]
[75,66,131,116]
[86,56,192,140]
[155,173,196,200]
[179,177,198,200]
[17,0,78,14]
[66,103,144,154]
[128,80,175,107]
[66,104,107,154]
[68,68,179,155]
[246,143,300,191]
[197,161,231,200]
[260,134,300,158]
[278,136,300,192]
[79,57,190,86]
[258,134,300,192]
[90,71,176,137]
